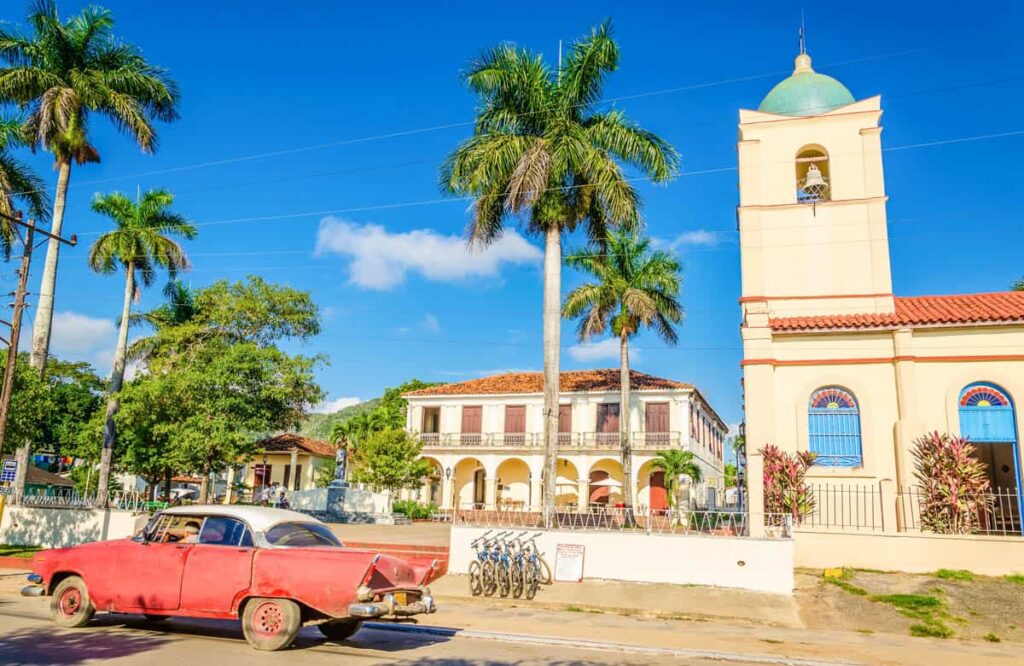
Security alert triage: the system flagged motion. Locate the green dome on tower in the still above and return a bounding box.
[758,52,855,116]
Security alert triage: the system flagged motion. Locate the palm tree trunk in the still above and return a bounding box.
[542,225,561,525]
[14,158,72,494]
[29,158,72,373]
[619,333,634,516]
[97,262,134,498]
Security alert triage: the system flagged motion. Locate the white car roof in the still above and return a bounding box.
[160,504,326,533]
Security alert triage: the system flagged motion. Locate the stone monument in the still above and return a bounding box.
[287,439,399,524]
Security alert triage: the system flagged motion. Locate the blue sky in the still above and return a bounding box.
[4,1,1023,430]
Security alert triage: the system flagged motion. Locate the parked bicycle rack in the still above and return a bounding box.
[468,530,552,600]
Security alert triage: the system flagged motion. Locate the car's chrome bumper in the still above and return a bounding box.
[348,591,436,618]
[21,574,44,597]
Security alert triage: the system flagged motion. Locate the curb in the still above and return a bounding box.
[363,622,859,666]
[0,556,32,570]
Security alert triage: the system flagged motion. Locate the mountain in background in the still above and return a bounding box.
[299,399,381,440]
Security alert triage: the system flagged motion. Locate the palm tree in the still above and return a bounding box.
[88,188,196,495]
[441,21,678,518]
[649,449,702,511]
[0,114,49,256]
[0,0,179,372]
[562,229,683,513]
[126,279,198,362]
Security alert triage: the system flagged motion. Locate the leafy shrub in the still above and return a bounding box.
[392,499,437,520]
[760,444,816,524]
[912,432,992,535]
[934,569,974,582]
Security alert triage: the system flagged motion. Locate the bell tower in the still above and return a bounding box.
[737,48,894,321]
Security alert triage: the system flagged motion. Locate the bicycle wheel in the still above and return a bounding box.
[537,557,552,585]
[496,563,510,598]
[468,560,483,596]
[524,561,539,600]
[510,562,524,599]
[482,560,497,596]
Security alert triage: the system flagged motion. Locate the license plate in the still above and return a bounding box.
[394,592,408,605]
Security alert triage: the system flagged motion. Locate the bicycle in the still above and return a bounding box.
[468,531,493,596]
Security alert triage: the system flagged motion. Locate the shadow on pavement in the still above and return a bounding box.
[0,627,169,664]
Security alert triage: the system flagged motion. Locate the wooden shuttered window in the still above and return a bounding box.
[558,404,572,433]
[596,403,620,433]
[645,402,670,433]
[504,405,526,433]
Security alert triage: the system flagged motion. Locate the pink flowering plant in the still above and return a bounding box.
[760,444,817,525]
[912,432,992,535]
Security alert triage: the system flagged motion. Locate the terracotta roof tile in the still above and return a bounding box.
[256,433,336,458]
[769,291,1024,332]
[404,369,693,397]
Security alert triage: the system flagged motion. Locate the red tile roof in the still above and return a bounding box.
[770,291,1024,332]
[404,369,693,397]
[256,433,337,458]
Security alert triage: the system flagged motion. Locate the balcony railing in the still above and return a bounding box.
[413,431,682,450]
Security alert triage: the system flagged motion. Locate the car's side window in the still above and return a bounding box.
[143,515,169,542]
[239,529,254,548]
[199,516,249,547]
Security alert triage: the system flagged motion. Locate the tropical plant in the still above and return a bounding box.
[760,444,816,525]
[649,449,703,510]
[350,428,432,493]
[0,114,48,256]
[441,21,678,518]
[562,229,683,511]
[392,499,438,520]
[912,431,993,535]
[0,0,179,373]
[1013,277,1023,291]
[88,188,196,494]
[126,280,199,362]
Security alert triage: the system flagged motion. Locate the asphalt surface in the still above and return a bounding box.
[0,596,775,666]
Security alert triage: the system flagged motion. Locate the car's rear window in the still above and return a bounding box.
[265,522,341,547]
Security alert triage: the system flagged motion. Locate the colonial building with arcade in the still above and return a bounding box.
[738,46,1024,535]
[403,369,726,512]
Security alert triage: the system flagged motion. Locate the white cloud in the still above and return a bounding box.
[50,311,116,354]
[315,217,542,290]
[567,337,637,363]
[422,313,440,334]
[670,229,722,247]
[311,396,363,414]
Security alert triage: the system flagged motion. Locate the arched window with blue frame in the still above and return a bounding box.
[958,382,1022,536]
[808,387,863,467]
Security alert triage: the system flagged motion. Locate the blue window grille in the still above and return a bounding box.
[808,387,863,467]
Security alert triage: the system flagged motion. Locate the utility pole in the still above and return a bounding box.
[0,210,76,495]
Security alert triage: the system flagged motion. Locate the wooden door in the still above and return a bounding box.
[596,403,619,446]
[461,405,482,444]
[645,402,670,447]
[649,471,668,512]
[558,404,572,445]
[504,406,526,432]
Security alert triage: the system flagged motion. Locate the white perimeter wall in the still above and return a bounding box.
[450,525,794,595]
[0,507,145,549]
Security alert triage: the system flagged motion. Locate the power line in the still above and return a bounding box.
[3,48,926,202]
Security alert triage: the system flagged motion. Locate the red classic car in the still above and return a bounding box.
[22,505,440,650]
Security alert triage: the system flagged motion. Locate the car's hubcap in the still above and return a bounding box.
[59,588,81,616]
[253,602,283,638]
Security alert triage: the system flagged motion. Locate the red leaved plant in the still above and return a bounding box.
[912,431,992,535]
[760,444,817,525]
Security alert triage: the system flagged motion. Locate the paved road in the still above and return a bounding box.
[0,596,770,666]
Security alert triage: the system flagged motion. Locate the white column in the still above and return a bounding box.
[223,465,235,505]
[289,449,299,491]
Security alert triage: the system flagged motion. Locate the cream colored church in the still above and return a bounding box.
[739,47,1024,537]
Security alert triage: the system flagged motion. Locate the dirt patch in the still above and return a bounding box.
[796,568,1024,642]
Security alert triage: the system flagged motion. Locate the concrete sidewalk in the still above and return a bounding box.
[328,521,450,546]
[431,574,803,627]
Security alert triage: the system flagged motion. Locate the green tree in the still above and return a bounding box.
[1013,278,1023,291]
[102,277,324,501]
[562,229,684,512]
[0,351,50,453]
[350,428,432,493]
[40,357,103,457]
[441,21,678,517]
[0,0,179,374]
[649,449,703,510]
[723,463,738,488]
[88,188,195,495]
[0,114,48,256]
